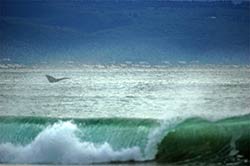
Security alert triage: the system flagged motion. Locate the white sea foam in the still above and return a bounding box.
[0,121,143,164]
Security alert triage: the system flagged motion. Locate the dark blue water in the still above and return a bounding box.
[0,0,249,64]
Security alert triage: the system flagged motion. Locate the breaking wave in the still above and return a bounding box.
[0,115,249,164]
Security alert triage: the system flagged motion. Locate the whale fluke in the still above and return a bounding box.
[46,75,69,83]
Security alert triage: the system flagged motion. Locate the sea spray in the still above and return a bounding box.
[0,121,143,164]
[144,117,184,160]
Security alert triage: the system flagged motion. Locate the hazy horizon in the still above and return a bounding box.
[1,0,249,65]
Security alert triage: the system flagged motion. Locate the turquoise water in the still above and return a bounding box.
[0,65,249,165]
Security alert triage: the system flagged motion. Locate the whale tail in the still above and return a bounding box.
[46,75,69,83]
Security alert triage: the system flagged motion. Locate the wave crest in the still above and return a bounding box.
[0,121,143,164]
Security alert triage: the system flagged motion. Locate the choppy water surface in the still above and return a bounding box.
[0,65,249,119]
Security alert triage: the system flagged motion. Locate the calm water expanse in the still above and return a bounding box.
[0,65,249,166]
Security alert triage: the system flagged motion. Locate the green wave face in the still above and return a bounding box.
[156,115,250,164]
[0,116,158,150]
[0,115,249,164]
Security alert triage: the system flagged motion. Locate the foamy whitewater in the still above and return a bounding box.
[0,121,142,164]
[0,65,249,165]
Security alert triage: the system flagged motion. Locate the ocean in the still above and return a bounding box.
[0,65,249,165]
